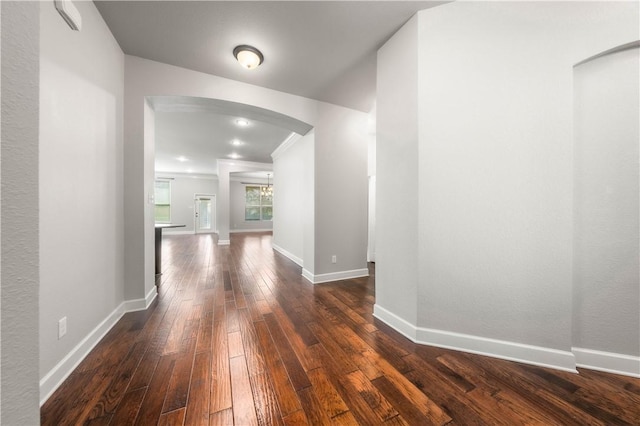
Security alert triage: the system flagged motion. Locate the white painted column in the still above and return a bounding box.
[217,162,231,245]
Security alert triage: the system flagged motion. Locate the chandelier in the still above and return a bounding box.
[261,173,273,197]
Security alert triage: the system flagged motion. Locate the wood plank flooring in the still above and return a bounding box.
[41,232,640,425]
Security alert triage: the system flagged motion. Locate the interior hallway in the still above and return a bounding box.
[41,233,640,425]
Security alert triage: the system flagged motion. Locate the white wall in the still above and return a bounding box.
[376,1,639,373]
[216,160,273,245]
[313,103,369,280]
[302,133,316,275]
[375,15,419,331]
[1,2,40,422]
[273,132,315,267]
[573,47,640,361]
[39,0,125,400]
[156,174,218,234]
[230,179,273,233]
[143,100,156,299]
[124,56,370,294]
[367,106,376,263]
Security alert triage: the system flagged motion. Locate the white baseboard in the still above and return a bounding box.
[373,304,577,373]
[373,304,417,341]
[40,287,158,406]
[40,303,126,405]
[573,347,640,378]
[123,286,157,312]
[272,244,303,267]
[415,327,577,373]
[218,239,230,246]
[302,268,315,283]
[146,286,157,308]
[302,268,369,284]
[229,229,272,233]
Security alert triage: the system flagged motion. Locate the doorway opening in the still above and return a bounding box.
[194,194,216,234]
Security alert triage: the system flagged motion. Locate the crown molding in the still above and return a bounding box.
[271,132,304,160]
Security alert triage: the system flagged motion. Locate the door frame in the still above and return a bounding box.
[194,194,216,234]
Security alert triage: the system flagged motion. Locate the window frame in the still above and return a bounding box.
[154,179,172,223]
[244,184,273,222]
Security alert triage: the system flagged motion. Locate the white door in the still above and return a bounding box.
[195,195,216,234]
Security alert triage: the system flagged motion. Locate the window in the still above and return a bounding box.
[154,180,171,223]
[245,185,273,221]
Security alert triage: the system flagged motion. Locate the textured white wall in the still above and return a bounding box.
[573,47,640,357]
[1,2,40,423]
[376,1,639,371]
[1,1,2,412]
[39,0,125,383]
[375,15,419,329]
[414,0,638,354]
[417,1,576,350]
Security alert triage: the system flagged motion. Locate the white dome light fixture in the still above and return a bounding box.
[233,45,264,70]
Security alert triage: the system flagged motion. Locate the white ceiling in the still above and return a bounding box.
[94,0,448,175]
[95,1,447,112]
[154,110,292,174]
[150,96,310,175]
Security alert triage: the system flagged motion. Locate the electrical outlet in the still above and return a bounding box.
[58,317,67,339]
[331,255,337,264]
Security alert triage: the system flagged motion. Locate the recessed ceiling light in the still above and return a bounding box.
[233,45,264,70]
[231,139,242,146]
[177,156,189,162]
[235,118,250,127]
[229,153,241,159]
[186,168,193,173]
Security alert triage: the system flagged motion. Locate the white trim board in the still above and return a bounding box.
[141,286,158,310]
[39,305,125,406]
[302,268,369,284]
[39,288,158,406]
[271,132,303,160]
[573,347,640,378]
[372,304,417,341]
[373,304,578,374]
[218,239,230,246]
[229,229,273,233]
[272,244,303,267]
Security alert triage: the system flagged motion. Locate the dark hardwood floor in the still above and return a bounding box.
[41,232,640,425]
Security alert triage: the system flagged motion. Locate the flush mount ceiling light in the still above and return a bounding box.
[235,118,250,127]
[231,139,242,146]
[233,45,264,70]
